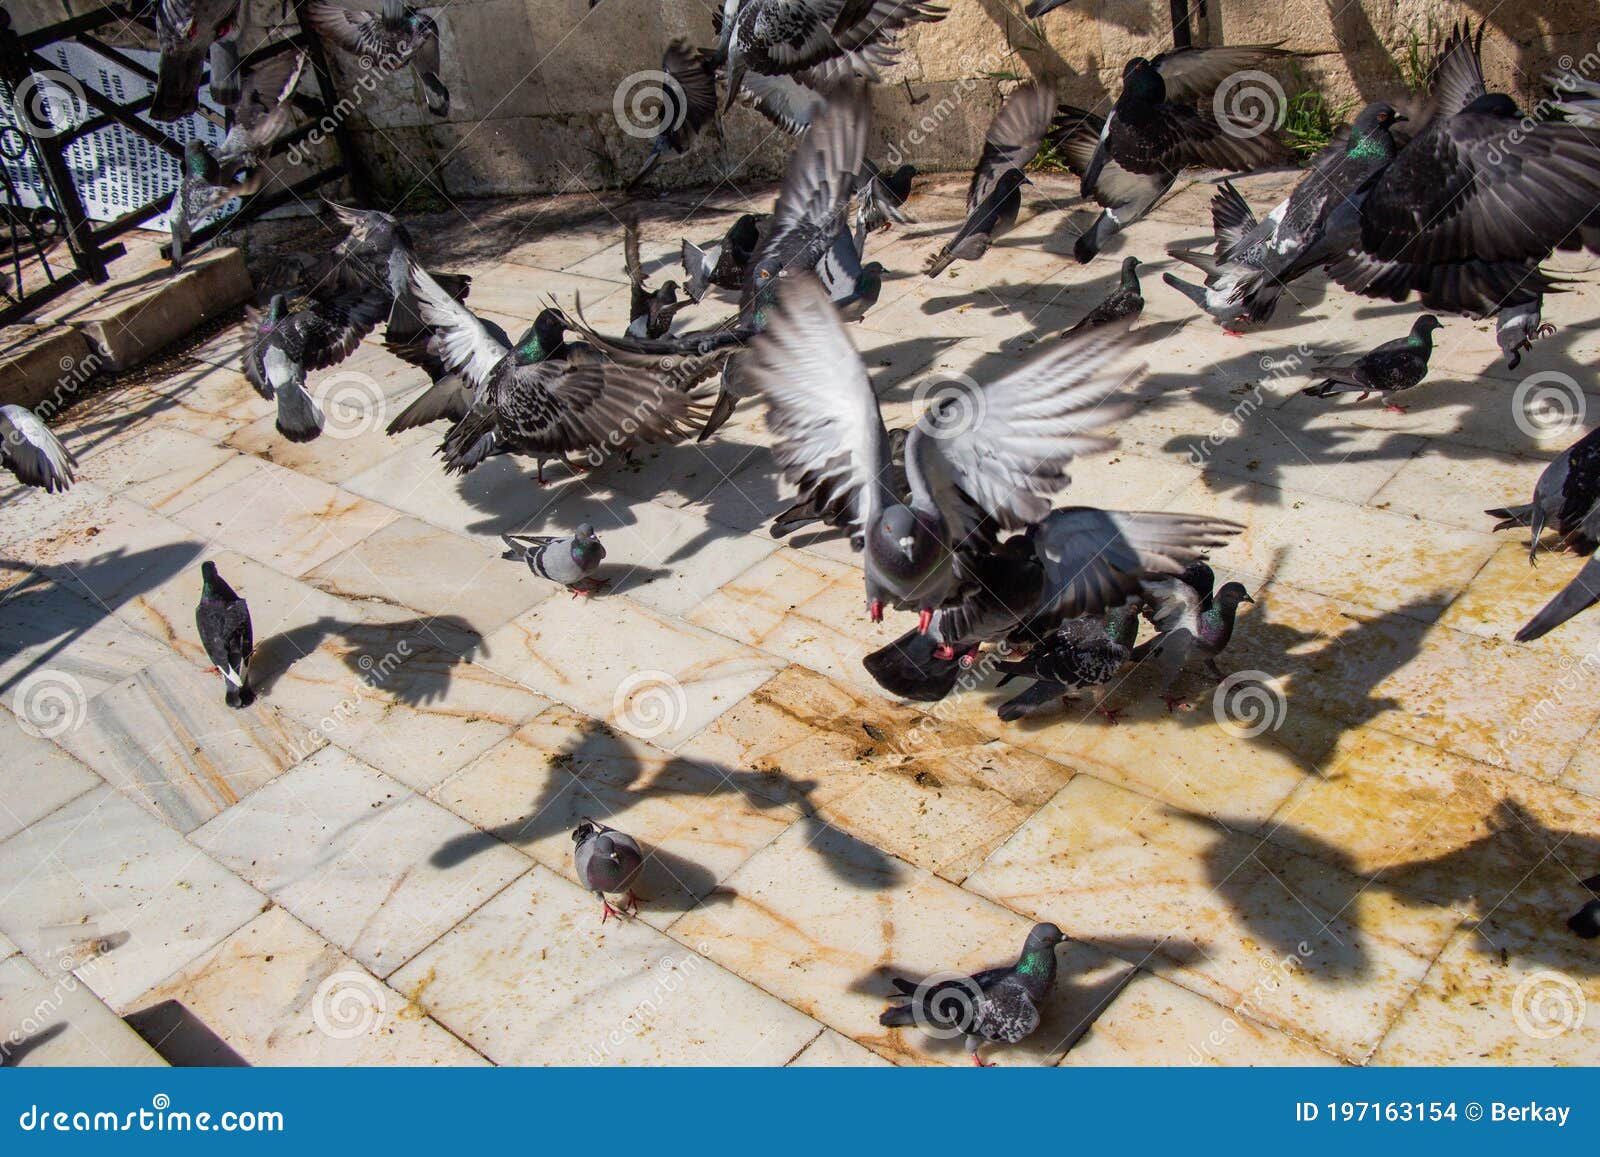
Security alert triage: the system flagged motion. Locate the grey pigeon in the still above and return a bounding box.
[501,523,608,596]
[243,285,391,441]
[170,52,307,267]
[625,40,720,188]
[572,818,643,922]
[307,0,449,116]
[195,560,254,708]
[1132,566,1254,711]
[622,210,685,339]
[1162,104,1407,331]
[744,273,1145,634]
[1300,315,1441,413]
[879,922,1065,1066]
[856,159,916,232]
[383,272,493,434]
[993,605,1140,723]
[924,83,1055,277]
[0,405,77,493]
[1063,256,1143,337]
[680,213,769,302]
[1569,874,1600,940]
[815,218,882,320]
[1486,425,1600,643]
[152,0,240,121]
[1053,45,1296,262]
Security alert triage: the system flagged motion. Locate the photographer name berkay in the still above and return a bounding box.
[1492,1104,1570,1127]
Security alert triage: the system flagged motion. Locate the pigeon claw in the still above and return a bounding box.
[1383,403,1409,414]
[932,643,957,661]
[1222,328,1243,338]
[868,599,884,624]
[1096,705,1126,725]
[917,607,933,635]
[971,1052,994,1067]
[1161,694,1192,714]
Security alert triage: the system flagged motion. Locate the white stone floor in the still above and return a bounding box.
[3,169,1600,1066]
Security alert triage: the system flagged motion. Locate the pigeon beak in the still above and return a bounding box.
[723,63,745,114]
[1241,594,1256,605]
[1390,113,1408,124]
[896,535,916,558]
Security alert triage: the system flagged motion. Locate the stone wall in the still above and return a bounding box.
[9,0,1598,204]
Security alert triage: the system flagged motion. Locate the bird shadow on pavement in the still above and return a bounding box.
[429,716,903,901]
[250,612,483,705]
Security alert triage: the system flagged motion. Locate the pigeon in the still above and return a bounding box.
[1162,104,1408,331]
[406,265,712,479]
[307,0,449,117]
[1300,314,1441,414]
[195,560,254,708]
[1323,24,1600,318]
[1023,0,1074,15]
[861,628,965,703]
[721,0,947,111]
[152,0,240,121]
[992,604,1140,723]
[1486,426,1600,643]
[856,159,916,232]
[735,69,829,135]
[1132,565,1254,711]
[572,819,643,922]
[625,40,720,188]
[772,426,908,539]
[680,213,769,302]
[879,922,1065,1066]
[242,284,391,441]
[622,211,685,339]
[383,272,494,434]
[1063,256,1144,336]
[501,524,608,596]
[0,405,77,493]
[924,84,1056,277]
[744,272,1147,633]
[1053,45,1296,263]
[1569,874,1600,939]
[815,218,883,320]
[169,52,307,267]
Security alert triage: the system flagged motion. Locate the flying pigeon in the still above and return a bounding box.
[195,560,254,708]
[1569,874,1600,939]
[573,818,643,922]
[151,0,240,121]
[735,69,829,135]
[924,83,1056,277]
[680,213,770,302]
[721,0,947,111]
[243,284,391,441]
[625,40,720,188]
[862,628,966,703]
[743,272,1146,633]
[992,605,1140,723]
[307,0,449,117]
[856,159,916,232]
[815,218,883,321]
[501,524,608,596]
[1486,425,1600,643]
[772,426,909,539]
[1063,256,1144,336]
[0,405,77,493]
[406,265,711,479]
[879,922,1065,1066]
[1053,45,1296,262]
[383,271,493,434]
[1300,314,1441,413]
[170,52,307,267]
[1132,564,1254,711]
[622,211,685,339]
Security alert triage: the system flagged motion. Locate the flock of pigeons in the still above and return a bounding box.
[6,4,1600,1063]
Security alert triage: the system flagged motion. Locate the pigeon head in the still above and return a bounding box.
[1025,922,1066,950]
[1214,582,1255,611]
[199,560,235,599]
[1119,255,1141,289]
[571,819,599,845]
[408,11,439,40]
[1348,102,1405,158]
[182,139,216,179]
[1104,602,1141,643]
[263,293,289,327]
[575,522,599,542]
[659,279,680,303]
[1121,57,1165,102]
[871,505,947,592]
[517,308,567,361]
[1462,92,1520,120]
[728,213,763,257]
[1410,314,1443,344]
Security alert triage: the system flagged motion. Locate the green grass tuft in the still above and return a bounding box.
[1281,86,1355,162]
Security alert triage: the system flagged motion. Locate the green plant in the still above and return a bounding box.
[1394,18,1442,95]
[1281,86,1355,162]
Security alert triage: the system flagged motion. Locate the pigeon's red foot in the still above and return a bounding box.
[971,1052,993,1067]
[1383,403,1409,414]
[600,899,627,924]
[933,644,957,661]
[1162,695,1192,714]
[1097,705,1126,725]
[571,578,611,598]
[1536,323,1558,339]
[868,599,884,623]
[1222,328,1244,338]
[203,665,218,674]
[623,891,641,917]
[917,608,934,635]
[1355,392,1370,402]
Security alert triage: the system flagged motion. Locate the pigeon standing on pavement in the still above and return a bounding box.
[1132,565,1254,711]
[308,0,449,116]
[993,605,1140,723]
[1062,255,1144,336]
[879,922,1065,1066]
[1485,425,1600,643]
[1053,45,1296,262]
[195,561,254,708]
[151,0,241,121]
[1300,315,1441,413]
[924,83,1056,277]
[0,405,77,493]
[243,285,392,441]
[572,819,643,922]
[500,524,608,596]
